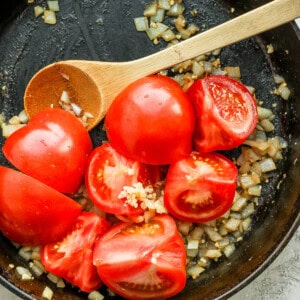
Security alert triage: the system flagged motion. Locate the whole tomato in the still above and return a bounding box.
[105,75,195,165]
[3,108,93,193]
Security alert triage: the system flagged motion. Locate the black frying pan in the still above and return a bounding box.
[0,0,299,299]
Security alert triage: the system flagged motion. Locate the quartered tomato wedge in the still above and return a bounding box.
[164,151,238,223]
[41,212,110,293]
[0,166,81,245]
[85,143,163,217]
[93,215,186,300]
[187,75,258,152]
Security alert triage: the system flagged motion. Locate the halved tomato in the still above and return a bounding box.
[93,215,186,300]
[187,75,258,152]
[41,212,110,293]
[85,143,163,217]
[0,166,81,245]
[164,151,238,223]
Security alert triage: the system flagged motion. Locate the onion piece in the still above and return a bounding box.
[187,264,205,279]
[259,158,276,173]
[146,22,169,40]
[70,102,83,116]
[42,286,54,300]
[134,17,149,32]
[158,0,171,10]
[150,8,165,23]
[167,3,185,16]
[88,291,105,300]
[47,1,60,12]
[18,110,29,123]
[34,6,44,17]
[43,10,57,25]
[223,244,236,258]
[143,1,158,17]
[2,124,26,138]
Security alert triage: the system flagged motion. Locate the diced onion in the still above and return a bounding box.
[146,22,169,40]
[134,17,149,32]
[70,102,83,116]
[259,158,276,173]
[167,3,185,16]
[18,110,29,123]
[150,8,165,23]
[88,291,105,300]
[187,264,205,279]
[16,266,33,281]
[47,1,60,12]
[34,6,44,17]
[2,124,26,138]
[43,10,57,25]
[223,244,236,258]
[225,218,241,232]
[143,1,158,17]
[42,286,54,300]
[158,0,171,10]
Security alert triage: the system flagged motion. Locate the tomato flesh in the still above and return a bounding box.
[93,215,186,299]
[187,75,258,152]
[85,143,162,217]
[41,212,110,293]
[105,75,195,165]
[3,108,93,193]
[0,166,81,245]
[164,152,238,223]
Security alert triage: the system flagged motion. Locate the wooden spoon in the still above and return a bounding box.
[24,0,300,130]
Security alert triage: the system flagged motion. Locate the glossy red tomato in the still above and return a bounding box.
[164,151,238,223]
[85,143,163,217]
[0,166,81,245]
[3,108,93,193]
[105,75,195,165]
[41,212,110,293]
[187,75,258,152]
[93,215,186,299]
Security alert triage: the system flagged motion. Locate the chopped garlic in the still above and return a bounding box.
[119,182,167,214]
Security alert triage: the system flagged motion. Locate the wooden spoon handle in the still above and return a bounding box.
[131,0,300,75]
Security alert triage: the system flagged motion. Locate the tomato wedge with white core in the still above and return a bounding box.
[0,166,81,246]
[93,215,186,300]
[105,75,195,165]
[164,151,238,223]
[41,212,110,293]
[187,75,258,152]
[85,143,163,217]
[3,108,93,193]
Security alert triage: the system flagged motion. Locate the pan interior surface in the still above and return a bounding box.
[0,0,299,299]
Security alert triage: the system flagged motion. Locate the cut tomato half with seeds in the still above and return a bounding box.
[41,212,110,293]
[164,151,238,223]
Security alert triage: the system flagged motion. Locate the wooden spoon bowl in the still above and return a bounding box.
[24,0,300,130]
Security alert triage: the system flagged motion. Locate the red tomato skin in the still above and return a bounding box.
[187,75,258,152]
[85,143,162,217]
[105,75,195,165]
[3,108,93,193]
[41,212,110,293]
[164,152,238,223]
[93,215,186,300]
[0,166,81,246]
